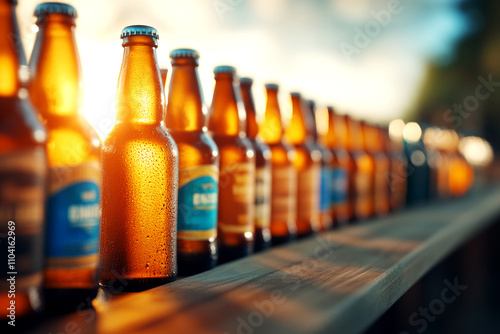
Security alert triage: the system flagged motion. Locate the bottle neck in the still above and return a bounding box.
[325,107,336,148]
[29,14,81,118]
[240,82,258,139]
[209,74,246,136]
[0,1,27,97]
[116,36,164,125]
[166,59,206,131]
[307,104,318,141]
[260,88,283,144]
[285,95,309,145]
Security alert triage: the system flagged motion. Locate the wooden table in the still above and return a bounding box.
[38,187,500,334]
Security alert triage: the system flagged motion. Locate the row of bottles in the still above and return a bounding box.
[1,1,477,324]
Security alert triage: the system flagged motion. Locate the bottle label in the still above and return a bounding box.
[218,162,255,233]
[255,167,271,228]
[271,165,296,223]
[177,165,218,240]
[297,164,320,221]
[45,161,100,269]
[0,149,46,292]
[331,168,348,207]
[320,167,333,212]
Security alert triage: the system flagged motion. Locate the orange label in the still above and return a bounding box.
[218,162,255,233]
[296,164,320,221]
[271,165,296,223]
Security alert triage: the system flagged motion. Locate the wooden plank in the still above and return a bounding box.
[38,187,500,334]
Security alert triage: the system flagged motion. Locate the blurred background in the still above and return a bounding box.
[15,0,500,170]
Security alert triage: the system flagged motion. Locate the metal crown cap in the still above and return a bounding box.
[34,2,77,18]
[290,92,302,97]
[169,48,199,59]
[239,77,253,85]
[265,83,279,90]
[214,65,236,75]
[120,25,159,40]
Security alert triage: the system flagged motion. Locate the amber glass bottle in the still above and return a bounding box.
[29,2,100,309]
[100,26,179,291]
[334,114,356,222]
[352,120,375,219]
[322,107,349,227]
[0,0,47,321]
[306,100,334,231]
[260,84,296,245]
[208,66,255,263]
[285,93,320,237]
[240,78,272,252]
[371,125,391,216]
[388,127,407,211]
[165,49,219,275]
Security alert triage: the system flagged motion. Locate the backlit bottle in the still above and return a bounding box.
[285,93,321,237]
[165,49,219,275]
[0,0,47,321]
[260,84,296,245]
[208,66,255,263]
[240,78,272,252]
[100,25,179,291]
[29,2,100,309]
[306,100,334,231]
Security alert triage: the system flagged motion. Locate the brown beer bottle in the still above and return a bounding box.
[371,125,391,215]
[285,93,321,237]
[208,66,255,263]
[388,124,407,211]
[306,100,334,231]
[322,107,349,227]
[0,0,47,321]
[260,84,296,245]
[165,49,219,275]
[335,114,356,222]
[351,119,375,219]
[239,78,272,252]
[29,2,100,310]
[100,26,179,291]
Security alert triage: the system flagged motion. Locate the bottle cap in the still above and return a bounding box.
[265,83,279,90]
[214,65,236,75]
[290,92,302,97]
[169,48,199,59]
[239,77,253,85]
[34,2,77,18]
[120,25,159,40]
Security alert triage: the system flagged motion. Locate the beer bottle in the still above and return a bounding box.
[29,2,100,309]
[165,49,219,275]
[208,66,255,263]
[260,84,296,245]
[352,120,375,219]
[388,123,407,211]
[371,125,391,215]
[335,114,356,222]
[0,0,47,321]
[306,100,334,231]
[100,25,179,290]
[322,107,349,227]
[239,78,272,252]
[285,93,321,237]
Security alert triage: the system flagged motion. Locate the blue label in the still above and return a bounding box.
[178,170,218,236]
[331,168,348,205]
[45,181,100,258]
[320,167,333,211]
